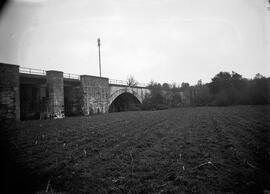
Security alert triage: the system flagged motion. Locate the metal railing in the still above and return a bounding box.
[109,79,148,87]
[63,73,80,80]
[136,83,148,87]
[20,67,80,80]
[19,67,46,75]
[109,79,128,85]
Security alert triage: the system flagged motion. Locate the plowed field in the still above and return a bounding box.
[1,106,269,194]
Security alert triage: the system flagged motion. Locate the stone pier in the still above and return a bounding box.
[80,75,109,115]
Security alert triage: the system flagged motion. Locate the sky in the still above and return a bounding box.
[0,0,269,85]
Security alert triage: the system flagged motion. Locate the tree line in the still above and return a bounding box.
[141,71,269,110]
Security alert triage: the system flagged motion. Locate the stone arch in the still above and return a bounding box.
[108,88,142,108]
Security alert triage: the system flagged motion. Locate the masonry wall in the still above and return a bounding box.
[80,75,109,114]
[0,63,20,121]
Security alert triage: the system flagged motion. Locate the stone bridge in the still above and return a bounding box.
[0,63,150,120]
[109,84,149,109]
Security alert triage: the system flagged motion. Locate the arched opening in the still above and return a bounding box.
[109,92,141,113]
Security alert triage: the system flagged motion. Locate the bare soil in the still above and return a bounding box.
[1,105,269,194]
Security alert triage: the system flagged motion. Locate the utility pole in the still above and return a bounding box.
[97,38,101,77]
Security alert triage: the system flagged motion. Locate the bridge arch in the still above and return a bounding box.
[108,88,142,112]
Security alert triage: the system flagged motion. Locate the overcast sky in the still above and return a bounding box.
[0,0,269,85]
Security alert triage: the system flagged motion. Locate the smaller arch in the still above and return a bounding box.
[108,88,142,112]
[108,88,142,106]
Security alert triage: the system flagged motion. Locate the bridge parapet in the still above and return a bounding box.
[109,79,148,88]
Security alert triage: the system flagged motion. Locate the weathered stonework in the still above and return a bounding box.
[0,63,20,120]
[0,63,151,120]
[80,75,109,115]
[46,71,64,118]
[109,85,149,105]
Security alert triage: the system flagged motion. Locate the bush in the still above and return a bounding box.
[142,72,269,109]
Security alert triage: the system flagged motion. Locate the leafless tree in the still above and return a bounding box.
[127,75,138,87]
